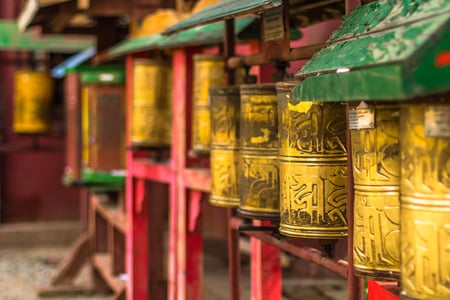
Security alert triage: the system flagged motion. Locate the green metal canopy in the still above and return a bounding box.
[108,34,167,58]
[0,20,94,53]
[293,0,450,102]
[164,0,281,34]
[107,17,258,57]
[106,16,301,58]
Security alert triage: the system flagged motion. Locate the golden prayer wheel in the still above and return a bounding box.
[192,54,226,154]
[209,86,240,207]
[81,85,90,169]
[400,101,450,300]
[277,81,348,238]
[13,70,54,134]
[239,84,279,220]
[350,102,400,280]
[131,59,172,147]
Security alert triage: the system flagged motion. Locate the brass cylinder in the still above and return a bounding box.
[351,102,400,280]
[400,101,450,300]
[81,86,90,169]
[277,81,348,238]
[131,59,172,147]
[209,86,240,207]
[239,84,279,220]
[13,70,54,134]
[192,54,226,153]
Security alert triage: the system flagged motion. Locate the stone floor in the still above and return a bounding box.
[0,223,347,300]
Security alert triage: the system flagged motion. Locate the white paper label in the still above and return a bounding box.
[424,105,450,137]
[263,7,285,41]
[349,102,375,130]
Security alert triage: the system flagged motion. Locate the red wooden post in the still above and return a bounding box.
[187,190,203,300]
[170,48,187,300]
[368,281,400,300]
[251,220,282,300]
[126,54,149,299]
[170,47,204,300]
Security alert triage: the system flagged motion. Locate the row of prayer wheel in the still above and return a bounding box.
[191,56,448,299]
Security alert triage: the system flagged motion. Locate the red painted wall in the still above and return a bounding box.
[0,2,79,222]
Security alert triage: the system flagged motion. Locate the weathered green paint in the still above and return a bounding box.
[164,0,282,34]
[294,65,406,101]
[82,169,125,187]
[330,0,450,41]
[79,66,125,84]
[293,0,450,102]
[0,21,94,53]
[412,24,450,96]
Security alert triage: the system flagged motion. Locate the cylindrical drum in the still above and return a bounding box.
[13,70,54,134]
[81,68,126,173]
[131,59,172,147]
[277,81,348,238]
[64,72,82,184]
[350,102,400,280]
[400,101,450,300]
[81,84,90,169]
[239,84,279,220]
[210,86,240,207]
[192,54,225,153]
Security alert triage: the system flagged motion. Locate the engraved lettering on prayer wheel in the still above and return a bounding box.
[210,86,240,207]
[13,70,54,134]
[400,101,450,300]
[131,59,172,147]
[239,84,279,220]
[277,81,348,238]
[351,102,400,281]
[192,54,225,153]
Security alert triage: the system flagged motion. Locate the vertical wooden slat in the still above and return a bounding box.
[148,182,167,299]
[251,220,282,300]
[186,190,203,300]
[126,54,150,300]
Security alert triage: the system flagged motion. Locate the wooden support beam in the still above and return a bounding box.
[251,220,282,300]
[51,233,90,285]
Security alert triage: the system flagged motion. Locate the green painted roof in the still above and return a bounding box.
[160,17,258,49]
[106,16,302,58]
[0,21,94,53]
[108,34,167,58]
[164,0,281,34]
[293,0,450,102]
[107,18,254,57]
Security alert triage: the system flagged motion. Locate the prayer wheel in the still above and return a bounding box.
[13,70,54,134]
[192,54,225,153]
[350,102,400,280]
[81,68,126,173]
[209,86,240,207]
[239,84,279,220]
[277,81,348,238]
[400,101,450,300]
[131,59,172,147]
